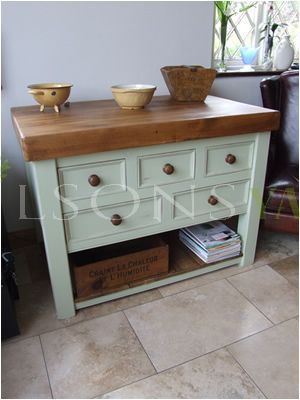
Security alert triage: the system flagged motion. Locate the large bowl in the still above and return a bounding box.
[111,84,156,109]
[27,83,73,112]
[160,65,216,102]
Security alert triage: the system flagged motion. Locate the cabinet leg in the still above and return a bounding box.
[29,160,75,319]
[238,132,271,268]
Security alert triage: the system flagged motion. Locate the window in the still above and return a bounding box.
[213,1,299,68]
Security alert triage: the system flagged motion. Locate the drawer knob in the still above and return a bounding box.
[88,174,101,187]
[111,214,122,226]
[225,154,236,164]
[208,195,218,206]
[163,163,175,175]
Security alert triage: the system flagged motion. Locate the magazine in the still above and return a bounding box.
[179,221,241,263]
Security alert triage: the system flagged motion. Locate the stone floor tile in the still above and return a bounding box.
[101,348,264,399]
[269,254,299,287]
[83,289,162,320]
[228,265,299,324]
[125,279,272,372]
[13,280,85,339]
[40,312,155,399]
[254,230,299,268]
[1,336,52,399]
[159,262,257,297]
[228,319,299,399]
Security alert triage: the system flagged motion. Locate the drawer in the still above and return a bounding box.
[205,141,254,177]
[58,159,126,201]
[138,149,195,188]
[173,180,250,220]
[64,196,162,249]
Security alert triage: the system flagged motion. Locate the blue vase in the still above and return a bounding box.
[240,47,259,70]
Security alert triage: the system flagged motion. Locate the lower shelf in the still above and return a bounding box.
[74,235,243,309]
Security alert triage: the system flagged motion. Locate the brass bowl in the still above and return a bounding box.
[27,83,73,112]
[111,84,156,109]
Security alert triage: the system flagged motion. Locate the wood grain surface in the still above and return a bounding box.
[11,95,280,161]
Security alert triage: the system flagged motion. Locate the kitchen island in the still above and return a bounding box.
[12,95,279,318]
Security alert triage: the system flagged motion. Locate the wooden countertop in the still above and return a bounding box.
[11,95,280,161]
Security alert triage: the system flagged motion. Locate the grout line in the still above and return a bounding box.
[93,311,159,398]
[226,346,268,398]
[223,316,299,351]
[5,264,268,345]
[110,318,283,381]
[7,290,165,345]
[268,264,299,288]
[7,253,297,345]
[81,289,164,323]
[38,335,54,399]
[140,313,300,377]
[5,258,287,346]
[143,325,275,375]
[225,276,275,326]
[95,370,158,399]
[97,321,282,399]
[157,257,278,299]
[122,310,159,374]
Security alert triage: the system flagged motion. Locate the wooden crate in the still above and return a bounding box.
[71,236,169,299]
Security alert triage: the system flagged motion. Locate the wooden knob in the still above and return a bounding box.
[225,154,236,164]
[111,214,122,226]
[88,174,101,186]
[163,163,175,175]
[208,195,218,206]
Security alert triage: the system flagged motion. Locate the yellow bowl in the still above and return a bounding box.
[111,84,156,109]
[27,83,73,112]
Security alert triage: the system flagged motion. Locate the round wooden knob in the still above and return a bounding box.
[88,174,101,186]
[208,195,218,206]
[111,214,122,226]
[163,163,175,175]
[225,154,236,164]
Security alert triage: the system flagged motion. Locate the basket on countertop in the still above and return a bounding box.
[161,65,217,102]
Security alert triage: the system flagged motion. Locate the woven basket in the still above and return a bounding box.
[161,65,217,102]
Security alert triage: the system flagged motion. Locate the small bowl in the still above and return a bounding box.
[27,83,73,112]
[111,84,156,109]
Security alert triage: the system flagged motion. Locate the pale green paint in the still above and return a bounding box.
[27,132,271,319]
[205,141,254,176]
[58,135,254,213]
[58,158,126,211]
[29,160,75,319]
[65,196,162,249]
[173,180,249,219]
[237,132,271,267]
[138,148,196,187]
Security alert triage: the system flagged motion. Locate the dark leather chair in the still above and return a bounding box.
[260,70,299,233]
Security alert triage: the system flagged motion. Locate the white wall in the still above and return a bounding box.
[2,1,266,232]
[2,1,215,231]
[211,76,264,106]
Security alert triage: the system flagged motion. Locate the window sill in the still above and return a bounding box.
[216,69,284,78]
[216,64,299,77]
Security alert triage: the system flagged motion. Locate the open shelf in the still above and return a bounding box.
[73,228,242,305]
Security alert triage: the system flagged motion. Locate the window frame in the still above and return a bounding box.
[213,1,299,70]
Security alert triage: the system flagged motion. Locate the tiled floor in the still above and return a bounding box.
[1,229,299,399]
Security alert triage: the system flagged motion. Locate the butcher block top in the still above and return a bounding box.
[11,95,280,161]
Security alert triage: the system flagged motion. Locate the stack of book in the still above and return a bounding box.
[179,221,241,263]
